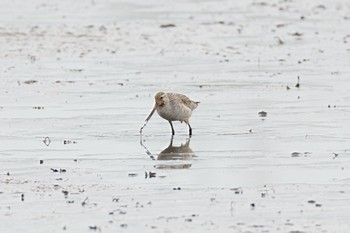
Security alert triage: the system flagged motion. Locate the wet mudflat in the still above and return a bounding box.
[1,0,350,232]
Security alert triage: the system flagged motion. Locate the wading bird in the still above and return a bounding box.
[140,92,199,135]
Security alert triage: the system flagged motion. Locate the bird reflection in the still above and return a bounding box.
[158,136,194,160]
[140,136,195,169]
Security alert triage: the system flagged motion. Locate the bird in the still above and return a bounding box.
[140,92,199,136]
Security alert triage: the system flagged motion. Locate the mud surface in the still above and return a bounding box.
[1,0,350,232]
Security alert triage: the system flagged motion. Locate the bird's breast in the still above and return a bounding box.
[157,103,191,122]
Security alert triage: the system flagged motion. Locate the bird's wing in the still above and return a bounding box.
[179,94,198,111]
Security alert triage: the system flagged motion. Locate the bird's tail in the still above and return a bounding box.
[192,101,199,110]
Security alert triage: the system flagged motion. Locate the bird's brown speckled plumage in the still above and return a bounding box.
[140,92,199,135]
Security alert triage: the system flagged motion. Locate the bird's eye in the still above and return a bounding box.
[160,96,163,100]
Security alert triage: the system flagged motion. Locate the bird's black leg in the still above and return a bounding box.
[169,135,174,147]
[187,122,192,136]
[169,121,175,135]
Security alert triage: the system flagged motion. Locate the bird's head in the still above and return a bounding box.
[155,92,166,107]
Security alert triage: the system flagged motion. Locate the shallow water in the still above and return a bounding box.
[1,0,350,232]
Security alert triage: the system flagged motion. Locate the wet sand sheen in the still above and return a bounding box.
[1,0,350,232]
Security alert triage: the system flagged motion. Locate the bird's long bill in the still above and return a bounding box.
[145,105,156,122]
[140,105,156,133]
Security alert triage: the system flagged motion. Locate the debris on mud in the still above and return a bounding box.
[290,32,303,37]
[120,224,128,228]
[291,152,311,157]
[291,152,301,157]
[333,153,339,159]
[258,111,267,117]
[23,80,37,84]
[275,36,284,45]
[230,187,243,194]
[155,164,192,169]
[295,76,300,88]
[50,168,67,173]
[160,24,176,28]
[43,137,51,146]
[88,225,100,231]
[82,197,88,206]
[33,106,44,110]
[145,171,156,179]
[63,140,77,144]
